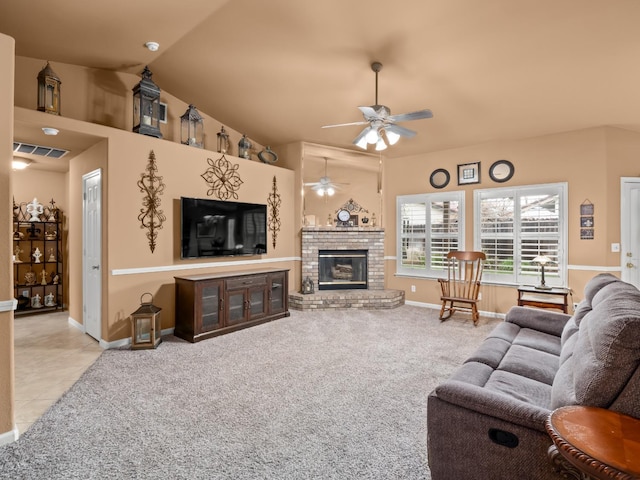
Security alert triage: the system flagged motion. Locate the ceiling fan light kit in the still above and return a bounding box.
[322,62,433,151]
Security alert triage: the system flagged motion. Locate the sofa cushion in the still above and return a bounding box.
[551,279,640,410]
[498,345,559,385]
[485,370,552,408]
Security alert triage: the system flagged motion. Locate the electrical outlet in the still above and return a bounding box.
[611,243,620,253]
[411,285,416,293]
[573,302,579,310]
[478,293,482,300]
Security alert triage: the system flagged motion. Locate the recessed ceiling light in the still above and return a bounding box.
[145,41,160,52]
[42,127,59,135]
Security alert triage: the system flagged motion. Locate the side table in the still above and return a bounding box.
[545,405,640,479]
[517,285,570,313]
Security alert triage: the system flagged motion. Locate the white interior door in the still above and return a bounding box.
[83,169,102,341]
[621,177,640,289]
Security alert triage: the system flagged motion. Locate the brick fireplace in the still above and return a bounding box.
[289,226,404,310]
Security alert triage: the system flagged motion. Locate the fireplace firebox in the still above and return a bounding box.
[318,249,367,290]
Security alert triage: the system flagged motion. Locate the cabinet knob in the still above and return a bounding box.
[627,262,635,269]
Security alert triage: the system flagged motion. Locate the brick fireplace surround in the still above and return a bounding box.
[289,226,405,310]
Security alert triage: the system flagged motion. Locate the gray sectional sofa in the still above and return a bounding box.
[427,273,640,480]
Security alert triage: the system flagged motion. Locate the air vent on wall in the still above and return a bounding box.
[13,142,68,158]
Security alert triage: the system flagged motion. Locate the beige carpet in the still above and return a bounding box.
[0,305,500,479]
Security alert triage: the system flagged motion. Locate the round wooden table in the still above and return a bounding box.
[545,405,640,479]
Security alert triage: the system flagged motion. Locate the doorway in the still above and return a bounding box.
[621,177,640,289]
[82,169,102,341]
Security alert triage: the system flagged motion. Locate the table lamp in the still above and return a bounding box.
[533,255,553,290]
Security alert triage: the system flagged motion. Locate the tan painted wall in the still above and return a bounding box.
[0,32,16,441]
[383,127,640,313]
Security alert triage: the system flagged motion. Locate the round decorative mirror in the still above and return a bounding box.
[429,168,450,189]
[489,160,515,183]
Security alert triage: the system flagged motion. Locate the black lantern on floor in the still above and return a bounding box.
[238,134,252,159]
[37,62,61,115]
[180,104,204,148]
[132,66,163,139]
[301,276,315,294]
[217,126,230,154]
[130,293,162,349]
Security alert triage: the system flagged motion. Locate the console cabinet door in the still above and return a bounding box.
[248,285,267,320]
[268,271,287,315]
[197,280,224,333]
[226,289,248,326]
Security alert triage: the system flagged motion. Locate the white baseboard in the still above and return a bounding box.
[0,426,19,446]
[404,300,506,320]
[99,327,175,350]
[68,316,85,332]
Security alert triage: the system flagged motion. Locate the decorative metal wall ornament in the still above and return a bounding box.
[137,150,166,253]
[201,154,243,200]
[267,176,282,249]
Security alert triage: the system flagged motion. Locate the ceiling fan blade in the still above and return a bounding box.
[358,105,388,121]
[322,120,369,129]
[385,124,417,138]
[387,109,433,123]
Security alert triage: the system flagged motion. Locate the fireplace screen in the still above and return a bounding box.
[318,249,368,290]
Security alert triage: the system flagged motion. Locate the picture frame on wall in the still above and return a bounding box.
[457,162,481,185]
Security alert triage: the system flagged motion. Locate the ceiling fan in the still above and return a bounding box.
[322,62,433,151]
[304,157,348,197]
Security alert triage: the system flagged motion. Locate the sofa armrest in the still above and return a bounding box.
[433,379,551,432]
[504,306,570,337]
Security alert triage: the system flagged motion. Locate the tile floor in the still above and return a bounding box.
[13,311,103,434]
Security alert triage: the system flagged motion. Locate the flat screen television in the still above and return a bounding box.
[180,197,267,259]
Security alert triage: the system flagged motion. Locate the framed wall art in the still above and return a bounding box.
[429,168,450,189]
[457,162,481,185]
[489,159,515,183]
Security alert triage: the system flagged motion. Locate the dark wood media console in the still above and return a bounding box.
[174,268,290,342]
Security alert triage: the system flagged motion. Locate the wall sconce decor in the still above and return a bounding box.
[37,62,61,115]
[130,293,162,349]
[180,104,204,148]
[137,150,166,253]
[267,176,282,249]
[201,155,243,200]
[217,126,230,154]
[238,134,252,160]
[132,66,163,138]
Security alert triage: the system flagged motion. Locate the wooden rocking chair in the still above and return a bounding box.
[438,251,486,325]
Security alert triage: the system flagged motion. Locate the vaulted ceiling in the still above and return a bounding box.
[2,0,640,159]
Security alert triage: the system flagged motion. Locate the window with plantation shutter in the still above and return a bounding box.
[397,192,464,277]
[474,183,567,286]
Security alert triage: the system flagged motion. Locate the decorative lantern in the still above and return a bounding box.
[130,293,162,349]
[217,126,230,154]
[180,104,204,148]
[132,66,163,139]
[37,62,61,115]
[238,134,252,160]
[301,276,315,294]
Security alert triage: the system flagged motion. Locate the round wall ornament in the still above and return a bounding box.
[489,160,515,183]
[429,168,450,189]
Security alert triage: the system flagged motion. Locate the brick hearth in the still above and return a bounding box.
[289,226,404,310]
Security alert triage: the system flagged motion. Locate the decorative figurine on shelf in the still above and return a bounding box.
[32,247,42,263]
[361,216,369,225]
[371,213,377,227]
[47,199,58,221]
[52,273,59,285]
[45,228,57,240]
[13,230,24,240]
[13,245,23,263]
[26,198,44,221]
[24,269,36,286]
[31,294,42,308]
[48,248,56,262]
[26,223,41,239]
[41,269,48,285]
[44,293,56,307]
[327,214,333,226]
